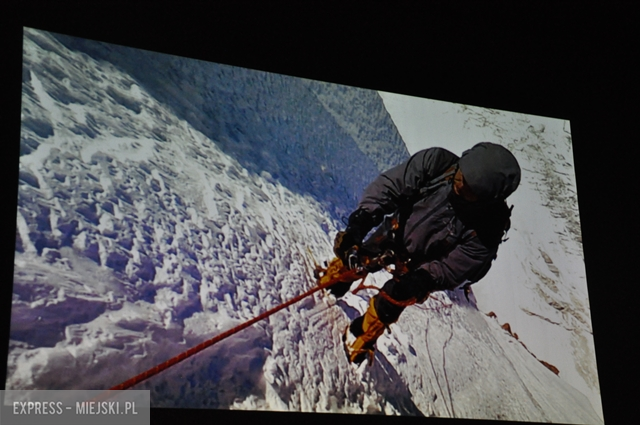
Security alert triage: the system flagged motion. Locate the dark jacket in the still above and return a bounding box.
[357,147,511,291]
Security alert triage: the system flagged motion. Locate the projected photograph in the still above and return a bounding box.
[8,27,602,424]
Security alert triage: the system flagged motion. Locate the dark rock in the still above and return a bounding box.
[54,190,71,200]
[151,128,167,142]
[19,170,40,188]
[106,250,129,272]
[102,229,118,239]
[43,248,62,263]
[10,296,107,347]
[57,220,78,247]
[70,123,98,139]
[33,234,58,255]
[135,256,156,282]
[118,238,133,250]
[175,298,202,321]
[150,179,162,192]
[184,264,202,281]
[139,163,151,174]
[187,250,198,262]
[85,243,101,264]
[101,201,114,215]
[75,203,99,225]
[47,81,82,105]
[139,286,157,303]
[15,229,24,253]
[22,116,54,138]
[115,187,133,205]
[20,137,41,156]
[83,113,100,139]
[106,86,142,114]
[35,206,51,232]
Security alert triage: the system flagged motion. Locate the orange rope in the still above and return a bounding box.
[351,278,418,307]
[109,271,359,391]
[108,254,404,392]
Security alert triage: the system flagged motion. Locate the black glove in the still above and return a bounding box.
[374,268,439,324]
[327,279,353,298]
[333,209,376,264]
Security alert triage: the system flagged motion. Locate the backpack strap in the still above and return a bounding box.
[418,165,458,199]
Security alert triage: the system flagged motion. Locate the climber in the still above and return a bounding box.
[333,142,521,364]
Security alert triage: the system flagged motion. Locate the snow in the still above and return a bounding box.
[7,27,603,424]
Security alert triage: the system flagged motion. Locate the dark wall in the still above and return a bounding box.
[5,2,638,425]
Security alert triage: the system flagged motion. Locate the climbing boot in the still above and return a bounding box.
[343,298,387,364]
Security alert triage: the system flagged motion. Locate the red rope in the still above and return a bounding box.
[351,278,418,307]
[109,271,360,391]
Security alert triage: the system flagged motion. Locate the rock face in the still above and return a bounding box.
[8,27,602,424]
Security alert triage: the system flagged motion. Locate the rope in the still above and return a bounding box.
[351,278,418,308]
[109,272,357,391]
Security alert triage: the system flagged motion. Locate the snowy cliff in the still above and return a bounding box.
[8,28,601,424]
[379,92,602,419]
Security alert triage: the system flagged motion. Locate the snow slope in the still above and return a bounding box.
[8,28,602,424]
[380,92,602,418]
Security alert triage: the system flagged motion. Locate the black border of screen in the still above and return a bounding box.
[4,3,638,425]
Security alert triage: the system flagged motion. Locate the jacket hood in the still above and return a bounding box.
[458,142,521,201]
